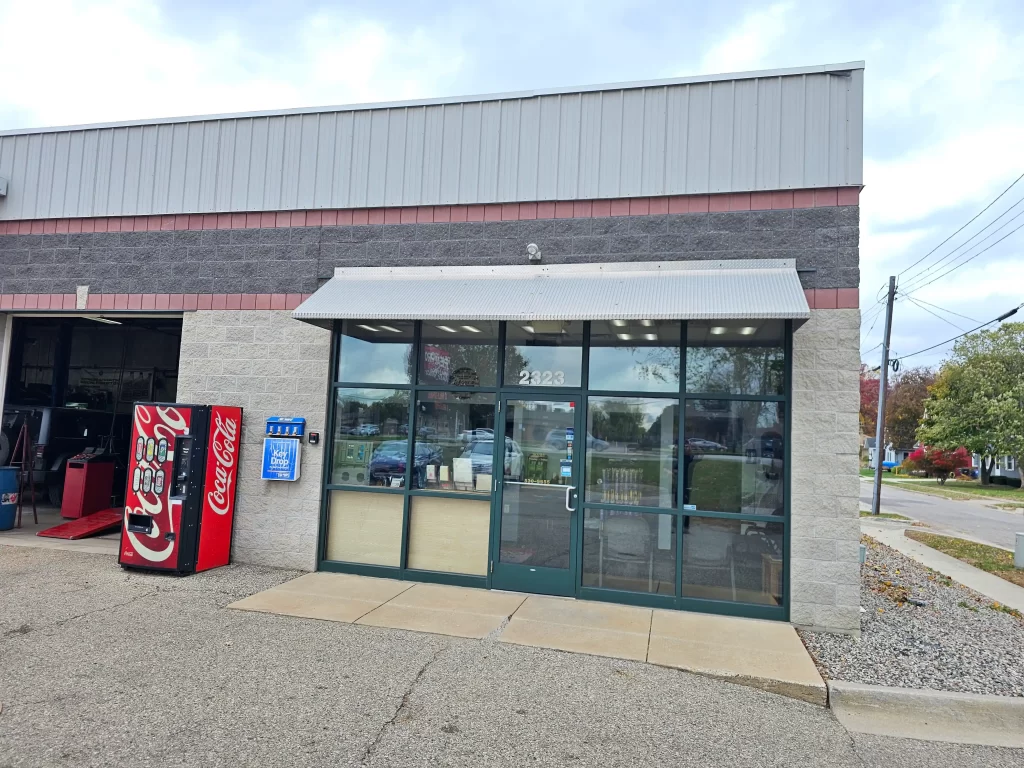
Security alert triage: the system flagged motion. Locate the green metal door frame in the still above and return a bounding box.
[489,393,582,597]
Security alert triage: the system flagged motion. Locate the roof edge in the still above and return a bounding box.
[330,259,799,280]
[0,62,865,138]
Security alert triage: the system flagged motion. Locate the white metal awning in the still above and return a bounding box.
[293,259,810,327]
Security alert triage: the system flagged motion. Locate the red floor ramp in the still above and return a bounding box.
[37,509,122,539]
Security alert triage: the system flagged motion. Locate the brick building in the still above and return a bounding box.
[0,62,864,632]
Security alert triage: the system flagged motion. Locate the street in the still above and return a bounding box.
[2,545,1022,768]
[861,479,1024,549]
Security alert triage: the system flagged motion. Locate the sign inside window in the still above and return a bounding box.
[518,370,565,386]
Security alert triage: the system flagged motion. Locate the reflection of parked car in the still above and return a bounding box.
[460,438,524,480]
[1,405,131,506]
[356,424,380,436]
[544,428,608,452]
[368,440,442,488]
[685,437,726,453]
[459,428,494,444]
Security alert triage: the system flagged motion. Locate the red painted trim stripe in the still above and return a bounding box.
[0,288,858,312]
[0,188,861,236]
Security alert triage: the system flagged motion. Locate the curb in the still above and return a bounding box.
[827,681,1024,748]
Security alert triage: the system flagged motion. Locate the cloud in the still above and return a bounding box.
[0,0,465,128]
[698,2,794,74]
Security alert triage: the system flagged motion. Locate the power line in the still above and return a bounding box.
[895,303,1022,362]
[906,295,964,332]
[906,296,978,324]
[861,342,882,356]
[902,216,1024,297]
[896,170,1024,278]
[861,302,886,342]
[900,204,1024,293]
[899,193,1024,289]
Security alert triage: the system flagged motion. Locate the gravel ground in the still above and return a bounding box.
[800,536,1024,697]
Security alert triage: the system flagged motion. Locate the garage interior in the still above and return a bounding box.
[1,315,182,536]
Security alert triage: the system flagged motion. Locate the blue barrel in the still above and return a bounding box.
[0,467,18,530]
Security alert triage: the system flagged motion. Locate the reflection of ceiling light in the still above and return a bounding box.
[739,326,757,335]
[522,325,535,333]
[86,316,122,325]
[461,325,481,333]
[436,325,457,333]
[644,333,658,341]
[611,320,627,327]
[617,333,633,340]
[639,320,653,327]
[378,325,402,333]
[710,326,727,335]
[357,324,379,332]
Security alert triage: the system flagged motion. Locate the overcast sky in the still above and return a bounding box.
[2,0,1022,370]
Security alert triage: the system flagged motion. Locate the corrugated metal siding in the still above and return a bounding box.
[293,259,811,325]
[0,66,864,221]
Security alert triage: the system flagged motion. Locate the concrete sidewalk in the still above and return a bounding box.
[862,521,1024,613]
[230,571,826,704]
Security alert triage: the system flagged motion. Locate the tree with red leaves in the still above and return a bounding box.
[905,446,971,485]
[860,365,879,437]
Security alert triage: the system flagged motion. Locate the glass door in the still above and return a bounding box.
[491,397,580,596]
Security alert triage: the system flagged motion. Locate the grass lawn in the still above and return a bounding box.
[859,510,911,520]
[905,530,1024,588]
[883,479,1024,504]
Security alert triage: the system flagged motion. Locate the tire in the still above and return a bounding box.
[47,478,63,508]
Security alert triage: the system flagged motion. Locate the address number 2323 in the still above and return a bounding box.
[519,370,565,385]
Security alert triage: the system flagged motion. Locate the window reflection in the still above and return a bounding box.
[413,391,495,493]
[681,517,783,605]
[586,397,678,508]
[582,510,676,594]
[418,322,499,387]
[686,320,784,395]
[684,400,784,516]
[503,321,583,387]
[331,388,411,486]
[589,320,680,392]
[337,320,415,385]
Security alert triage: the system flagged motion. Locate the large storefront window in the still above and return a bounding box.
[503,321,583,387]
[418,322,499,387]
[321,318,790,619]
[585,396,678,508]
[686,320,784,396]
[337,320,415,385]
[413,391,496,493]
[331,389,410,486]
[589,320,680,392]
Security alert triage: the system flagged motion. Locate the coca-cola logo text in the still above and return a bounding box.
[206,412,239,516]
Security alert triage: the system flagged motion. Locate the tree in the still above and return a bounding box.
[860,365,879,437]
[918,322,1024,487]
[885,367,935,449]
[905,446,971,484]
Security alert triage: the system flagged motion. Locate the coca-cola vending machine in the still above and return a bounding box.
[119,402,242,575]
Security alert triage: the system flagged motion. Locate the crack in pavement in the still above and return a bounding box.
[2,590,161,640]
[360,645,447,766]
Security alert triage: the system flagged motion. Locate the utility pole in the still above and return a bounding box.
[872,276,897,516]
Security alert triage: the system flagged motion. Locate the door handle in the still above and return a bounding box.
[565,485,576,512]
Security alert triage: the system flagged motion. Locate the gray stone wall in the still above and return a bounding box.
[789,308,862,634]
[0,206,858,295]
[174,310,330,570]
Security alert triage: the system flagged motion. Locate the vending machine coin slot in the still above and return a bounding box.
[172,436,194,498]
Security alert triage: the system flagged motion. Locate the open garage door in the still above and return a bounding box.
[2,316,182,509]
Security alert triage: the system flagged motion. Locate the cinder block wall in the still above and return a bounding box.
[175,310,330,570]
[789,308,862,633]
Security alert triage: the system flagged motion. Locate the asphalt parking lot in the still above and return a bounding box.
[1,545,1022,768]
